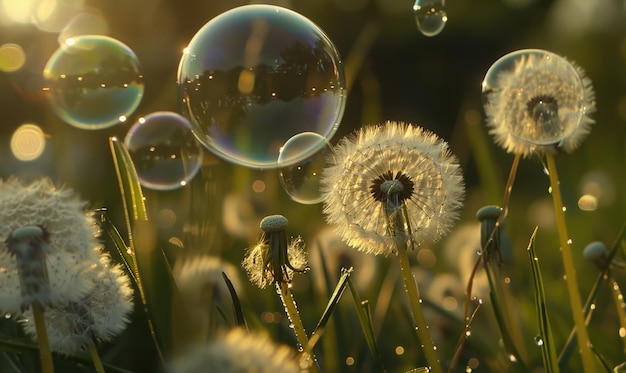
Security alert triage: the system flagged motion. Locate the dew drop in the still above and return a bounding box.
[562,206,567,212]
[548,186,552,193]
[534,336,544,346]
[413,0,448,37]
[508,354,518,362]
[619,327,626,338]
[465,330,472,337]
[567,238,573,245]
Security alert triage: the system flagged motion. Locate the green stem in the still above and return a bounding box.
[32,303,54,373]
[88,341,106,373]
[276,282,319,373]
[545,153,595,372]
[396,242,442,373]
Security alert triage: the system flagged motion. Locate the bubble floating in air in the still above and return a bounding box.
[177,5,346,169]
[43,35,144,130]
[278,132,332,205]
[413,0,448,37]
[124,112,203,191]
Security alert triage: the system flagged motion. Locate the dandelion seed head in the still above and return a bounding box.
[260,215,289,233]
[20,254,133,354]
[320,121,465,256]
[169,328,300,373]
[242,235,307,289]
[483,49,595,157]
[0,178,102,313]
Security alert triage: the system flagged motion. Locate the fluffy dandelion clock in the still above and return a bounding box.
[320,121,465,256]
[169,328,300,373]
[21,254,134,354]
[0,178,101,313]
[482,49,595,156]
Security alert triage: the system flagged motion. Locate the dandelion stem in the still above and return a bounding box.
[396,238,442,373]
[545,153,595,372]
[88,341,106,373]
[32,303,54,373]
[276,282,319,373]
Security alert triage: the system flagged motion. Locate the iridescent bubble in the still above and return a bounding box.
[481,49,595,156]
[278,132,332,204]
[43,35,144,130]
[124,112,203,191]
[177,4,346,169]
[413,0,448,37]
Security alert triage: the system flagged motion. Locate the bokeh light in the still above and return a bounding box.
[10,123,46,161]
[278,132,331,204]
[177,4,346,169]
[58,10,109,43]
[0,43,26,72]
[124,111,203,191]
[43,35,144,130]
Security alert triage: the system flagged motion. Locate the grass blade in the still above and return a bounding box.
[312,267,351,338]
[526,227,559,373]
[346,273,385,372]
[109,137,192,360]
[222,272,248,330]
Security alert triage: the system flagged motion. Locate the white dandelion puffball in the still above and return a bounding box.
[0,178,102,313]
[21,254,134,354]
[169,328,300,373]
[320,121,465,256]
[482,49,595,157]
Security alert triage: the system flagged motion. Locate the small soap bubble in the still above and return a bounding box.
[43,35,144,130]
[124,112,203,191]
[413,0,448,37]
[278,132,332,205]
[177,5,346,169]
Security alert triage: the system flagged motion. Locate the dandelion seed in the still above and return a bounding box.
[168,328,300,373]
[0,178,101,313]
[320,121,464,255]
[482,49,595,157]
[20,254,134,354]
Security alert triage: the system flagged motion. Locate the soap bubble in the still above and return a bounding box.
[177,4,346,169]
[43,35,144,130]
[278,132,332,204]
[481,49,595,156]
[124,112,203,191]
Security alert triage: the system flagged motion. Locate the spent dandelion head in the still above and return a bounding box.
[0,178,101,313]
[20,253,134,354]
[168,328,300,373]
[482,49,595,157]
[320,121,465,256]
[242,215,308,289]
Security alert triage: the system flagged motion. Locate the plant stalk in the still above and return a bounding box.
[545,153,595,372]
[32,303,54,373]
[88,341,106,373]
[276,282,319,373]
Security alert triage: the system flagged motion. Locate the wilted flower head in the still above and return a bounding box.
[0,178,101,313]
[21,253,133,354]
[242,215,308,289]
[320,121,465,256]
[482,49,595,157]
[169,328,300,373]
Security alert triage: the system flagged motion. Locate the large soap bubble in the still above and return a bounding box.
[124,112,203,191]
[177,4,346,169]
[43,35,144,130]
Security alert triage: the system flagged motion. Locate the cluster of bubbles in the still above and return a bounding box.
[33,4,348,196]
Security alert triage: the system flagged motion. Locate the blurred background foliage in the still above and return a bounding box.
[0,0,625,372]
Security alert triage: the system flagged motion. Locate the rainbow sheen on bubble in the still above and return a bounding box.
[43,35,144,130]
[124,112,203,191]
[177,4,346,169]
[278,132,332,204]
